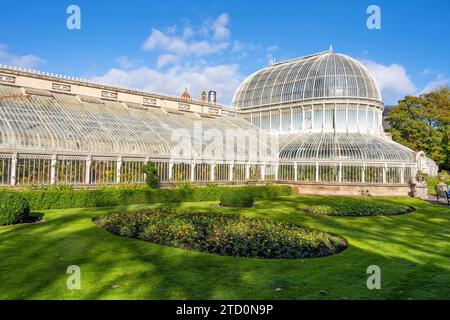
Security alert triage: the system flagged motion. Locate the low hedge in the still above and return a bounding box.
[15,184,292,210]
[0,190,30,226]
[303,197,411,216]
[97,209,347,259]
[220,189,254,208]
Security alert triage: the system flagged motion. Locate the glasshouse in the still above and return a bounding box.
[0,49,438,194]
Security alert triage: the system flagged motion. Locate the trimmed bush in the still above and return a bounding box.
[302,197,411,216]
[142,161,159,189]
[220,189,254,207]
[97,209,347,259]
[15,185,292,210]
[0,190,30,225]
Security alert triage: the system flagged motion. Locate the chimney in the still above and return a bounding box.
[201,89,207,103]
[208,90,217,104]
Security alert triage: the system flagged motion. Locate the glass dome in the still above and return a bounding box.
[232,50,382,110]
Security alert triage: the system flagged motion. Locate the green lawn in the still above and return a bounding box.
[0,195,449,300]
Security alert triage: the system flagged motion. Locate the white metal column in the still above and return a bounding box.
[168,160,174,181]
[278,109,282,132]
[294,162,298,182]
[338,162,342,183]
[143,156,149,181]
[290,107,294,132]
[10,153,17,186]
[210,162,215,182]
[315,161,319,183]
[85,156,92,185]
[116,156,122,184]
[190,162,196,183]
[50,154,57,185]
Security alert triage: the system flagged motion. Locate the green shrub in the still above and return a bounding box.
[142,161,159,189]
[97,209,347,259]
[303,197,411,216]
[220,188,254,207]
[16,185,292,210]
[0,190,30,225]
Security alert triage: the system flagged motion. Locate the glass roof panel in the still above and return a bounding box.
[232,52,382,109]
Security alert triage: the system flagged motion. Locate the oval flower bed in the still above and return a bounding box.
[303,197,412,216]
[96,209,347,259]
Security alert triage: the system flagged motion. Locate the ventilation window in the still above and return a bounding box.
[24,87,53,98]
[79,95,105,105]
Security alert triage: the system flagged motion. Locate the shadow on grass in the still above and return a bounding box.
[0,196,449,300]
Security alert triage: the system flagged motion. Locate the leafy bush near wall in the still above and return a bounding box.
[97,209,347,259]
[0,190,30,225]
[16,184,292,210]
[220,189,254,208]
[142,161,159,189]
[303,197,411,216]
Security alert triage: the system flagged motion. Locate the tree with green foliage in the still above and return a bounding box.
[142,161,159,189]
[387,86,450,170]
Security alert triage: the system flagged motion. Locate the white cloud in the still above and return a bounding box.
[166,25,177,34]
[212,13,230,40]
[115,55,139,70]
[232,40,261,53]
[231,41,243,53]
[143,29,187,54]
[420,68,434,76]
[188,41,229,56]
[182,25,194,39]
[92,64,243,105]
[267,45,279,52]
[362,60,417,104]
[362,60,449,103]
[94,13,248,104]
[142,28,229,57]
[156,54,179,69]
[420,74,449,94]
[0,44,45,68]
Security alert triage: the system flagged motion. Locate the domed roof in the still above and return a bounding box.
[232,50,382,110]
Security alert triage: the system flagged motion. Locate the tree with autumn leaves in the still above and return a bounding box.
[387,86,450,171]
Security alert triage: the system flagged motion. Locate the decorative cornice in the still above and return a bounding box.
[0,74,16,84]
[52,83,71,92]
[101,90,118,100]
[0,64,232,109]
[143,97,157,106]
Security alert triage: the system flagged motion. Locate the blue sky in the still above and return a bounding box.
[0,0,448,105]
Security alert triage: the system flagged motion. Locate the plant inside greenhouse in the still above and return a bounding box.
[142,161,159,189]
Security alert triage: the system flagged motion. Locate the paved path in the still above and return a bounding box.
[425,196,449,206]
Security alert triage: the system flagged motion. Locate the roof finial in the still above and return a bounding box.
[329,45,333,53]
[181,87,192,100]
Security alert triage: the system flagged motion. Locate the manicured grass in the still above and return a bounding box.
[0,195,449,300]
[298,196,411,216]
